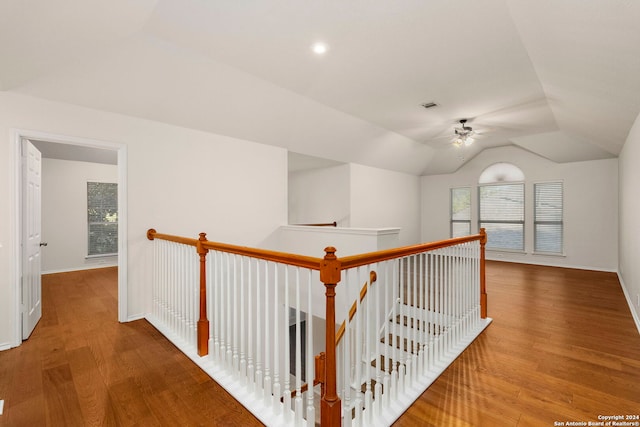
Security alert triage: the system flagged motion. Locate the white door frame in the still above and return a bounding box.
[12,129,128,347]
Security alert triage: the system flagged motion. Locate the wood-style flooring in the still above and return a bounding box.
[395,261,640,426]
[1,262,639,426]
[0,267,262,427]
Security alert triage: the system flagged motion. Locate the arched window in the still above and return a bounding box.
[478,163,525,251]
[478,162,525,184]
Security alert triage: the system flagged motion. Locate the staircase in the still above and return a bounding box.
[343,278,490,426]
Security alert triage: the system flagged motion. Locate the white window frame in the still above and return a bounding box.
[533,181,564,255]
[450,187,471,238]
[478,182,525,252]
[87,180,118,257]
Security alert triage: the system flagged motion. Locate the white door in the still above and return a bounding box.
[22,139,43,339]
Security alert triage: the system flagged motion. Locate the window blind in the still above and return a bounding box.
[534,182,563,254]
[450,187,471,237]
[87,182,118,256]
[479,183,524,250]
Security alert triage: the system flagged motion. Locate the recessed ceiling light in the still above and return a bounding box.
[312,42,328,55]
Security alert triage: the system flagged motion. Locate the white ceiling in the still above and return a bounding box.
[30,140,117,165]
[2,0,638,174]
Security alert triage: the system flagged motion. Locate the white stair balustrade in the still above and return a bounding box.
[146,228,491,427]
[149,239,199,354]
[206,254,320,426]
[335,240,491,427]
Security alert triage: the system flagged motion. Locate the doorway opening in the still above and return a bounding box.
[13,130,128,347]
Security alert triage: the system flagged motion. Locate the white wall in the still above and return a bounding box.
[288,162,421,249]
[421,145,618,271]
[288,164,350,226]
[350,163,421,247]
[41,158,118,273]
[619,112,640,330]
[0,92,287,349]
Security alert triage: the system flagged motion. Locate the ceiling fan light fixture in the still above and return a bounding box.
[453,119,474,147]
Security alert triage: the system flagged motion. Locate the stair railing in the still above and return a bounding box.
[146,228,489,427]
[330,230,489,426]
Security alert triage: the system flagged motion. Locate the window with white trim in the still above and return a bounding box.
[479,183,524,251]
[534,181,563,254]
[450,187,471,237]
[87,181,118,256]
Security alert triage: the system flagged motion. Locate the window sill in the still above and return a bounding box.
[85,253,118,259]
[532,251,566,258]
[486,249,526,255]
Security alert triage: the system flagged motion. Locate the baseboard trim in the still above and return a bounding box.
[486,256,617,273]
[617,272,640,336]
[126,314,145,322]
[0,342,12,352]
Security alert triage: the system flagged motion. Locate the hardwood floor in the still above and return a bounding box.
[395,261,640,426]
[0,267,262,427]
[1,263,639,426]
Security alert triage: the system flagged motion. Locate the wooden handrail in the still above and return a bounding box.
[339,232,485,270]
[147,228,199,246]
[147,228,323,270]
[201,240,322,270]
[335,271,377,345]
[294,221,337,227]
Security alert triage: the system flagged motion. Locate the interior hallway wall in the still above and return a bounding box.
[619,111,640,330]
[41,158,118,273]
[0,92,287,349]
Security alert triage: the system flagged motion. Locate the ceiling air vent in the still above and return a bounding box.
[421,102,438,109]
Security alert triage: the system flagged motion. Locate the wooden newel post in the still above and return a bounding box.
[479,228,488,319]
[320,247,342,427]
[196,232,210,356]
[146,228,156,240]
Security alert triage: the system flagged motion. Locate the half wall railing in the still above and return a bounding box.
[146,228,491,426]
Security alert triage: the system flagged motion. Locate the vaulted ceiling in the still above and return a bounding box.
[2,0,639,175]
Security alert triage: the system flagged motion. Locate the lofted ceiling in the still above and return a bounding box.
[2,0,639,175]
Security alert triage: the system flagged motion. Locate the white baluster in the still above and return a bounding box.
[382,262,391,412]
[272,263,281,414]
[264,261,272,408]
[354,270,362,422]
[214,251,221,362]
[373,265,381,420]
[364,268,373,426]
[226,253,233,370]
[341,270,351,424]
[283,267,291,421]
[305,269,314,426]
[207,253,214,362]
[245,257,252,386]
[220,252,227,367]
[255,259,263,399]
[293,267,300,422]
[240,256,247,381]
[233,255,239,373]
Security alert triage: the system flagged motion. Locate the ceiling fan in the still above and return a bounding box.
[453,119,474,147]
